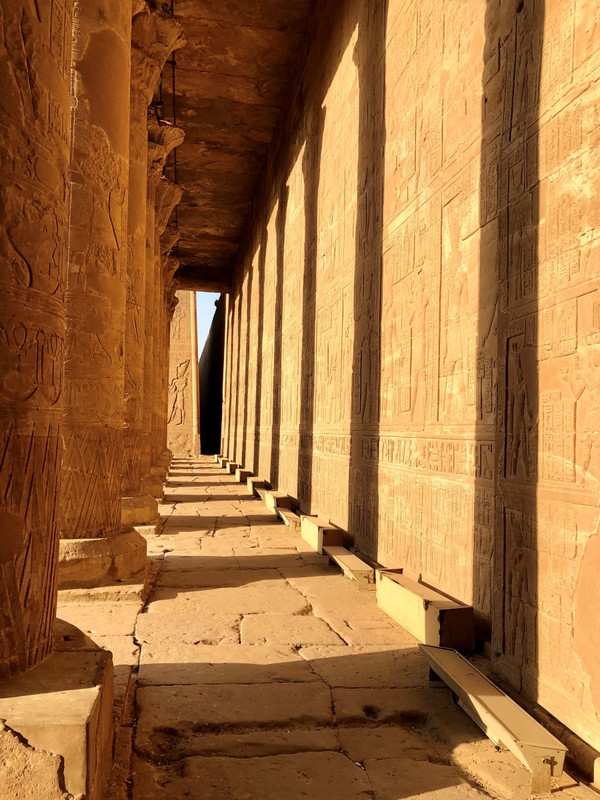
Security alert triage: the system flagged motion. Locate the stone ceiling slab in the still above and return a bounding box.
[160,0,313,289]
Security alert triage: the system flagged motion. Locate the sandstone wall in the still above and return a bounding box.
[222,0,600,750]
[167,290,199,455]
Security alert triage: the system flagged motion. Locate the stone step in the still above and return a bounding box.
[376,570,473,650]
[300,516,344,553]
[225,461,240,475]
[264,490,293,516]
[420,644,568,795]
[235,467,252,483]
[323,545,375,590]
[247,476,269,496]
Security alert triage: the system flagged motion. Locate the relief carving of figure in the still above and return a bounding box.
[507,351,534,479]
[442,260,470,420]
[168,359,189,426]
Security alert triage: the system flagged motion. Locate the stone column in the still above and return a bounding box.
[167,292,201,456]
[0,0,72,677]
[139,120,184,498]
[121,4,183,527]
[58,0,148,587]
[153,173,184,478]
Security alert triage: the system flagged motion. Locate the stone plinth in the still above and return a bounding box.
[0,620,114,800]
[57,529,148,589]
[0,0,72,677]
[167,291,200,456]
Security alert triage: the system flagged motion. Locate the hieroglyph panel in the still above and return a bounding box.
[222,0,600,749]
[167,291,199,455]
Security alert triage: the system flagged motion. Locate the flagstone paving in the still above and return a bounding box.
[60,455,594,800]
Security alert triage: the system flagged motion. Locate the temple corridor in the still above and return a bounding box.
[3,0,600,796]
[60,456,591,799]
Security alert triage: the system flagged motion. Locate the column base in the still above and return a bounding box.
[121,494,159,527]
[141,470,165,500]
[0,620,114,800]
[58,528,149,589]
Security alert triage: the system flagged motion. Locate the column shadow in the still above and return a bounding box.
[252,228,268,477]
[475,0,544,703]
[296,108,326,513]
[269,184,290,489]
[347,0,388,558]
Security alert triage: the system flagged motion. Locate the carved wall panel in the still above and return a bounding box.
[0,0,72,675]
[221,0,600,747]
[167,291,199,455]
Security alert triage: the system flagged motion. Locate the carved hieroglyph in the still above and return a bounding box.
[61,0,132,541]
[0,0,72,676]
[122,6,184,500]
[221,0,600,751]
[167,291,200,455]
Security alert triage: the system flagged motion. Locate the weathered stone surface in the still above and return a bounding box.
[0,637,114,800]
[167,291,200,455]
[218,0,600,753]
[132,752,373,800]
[331,687,453,726]
[299,644,429,688]
[138,642,318,685]
[241,613,344,646]
[363,759,489,799]
[135,682,335,758]
[0,0,72,677]
[135,608,241,645]
[0,723,69,800]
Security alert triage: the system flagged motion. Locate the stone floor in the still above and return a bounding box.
[58,455,596,800]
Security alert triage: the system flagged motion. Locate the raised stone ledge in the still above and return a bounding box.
[58,529,148,589]
[0,620,114,800]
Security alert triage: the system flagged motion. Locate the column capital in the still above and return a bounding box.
[155,178,184,235]
[131,5,185,102]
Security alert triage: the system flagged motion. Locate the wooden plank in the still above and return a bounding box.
[376,571,474,650]
[420,645,567,795]
[323,546,375,590]
[300,516,344,553]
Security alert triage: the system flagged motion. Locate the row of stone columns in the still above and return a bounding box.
[0,0,185,676]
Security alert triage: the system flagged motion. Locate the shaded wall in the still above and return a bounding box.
[222,0,600,750]
[199,295,225,454]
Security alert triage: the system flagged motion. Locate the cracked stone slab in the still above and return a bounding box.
[363,758,490,798]
[135,610,241,645]
[299,644,429,688]
[132,752,374,800]
[146,582,310,615]
[235,550,303,569]
[241,613,346,646]
[55,603,141,638]
[156,566,282,588]
[138,643,320,685]
[162,554,240,572]
[135,682,335,758]
[339,725,439,762]
[331,687,454,726]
